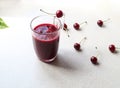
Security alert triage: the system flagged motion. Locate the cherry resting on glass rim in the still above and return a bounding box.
[56,10,63,18]
[32,23,59,62]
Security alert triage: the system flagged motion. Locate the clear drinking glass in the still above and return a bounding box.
[30,15,62,63]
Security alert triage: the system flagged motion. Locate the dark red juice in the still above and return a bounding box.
[32,23,60,62]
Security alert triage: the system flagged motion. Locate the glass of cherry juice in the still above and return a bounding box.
[30,15,62,63]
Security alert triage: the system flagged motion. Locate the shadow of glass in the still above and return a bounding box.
[48,53,83,72]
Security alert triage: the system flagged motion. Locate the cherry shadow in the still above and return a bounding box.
[78,28,82,31]
[113,50,119,54]
[102,24,106,28]
[93,62,100,66]
[77,49,83,52]
[98,24,106,28]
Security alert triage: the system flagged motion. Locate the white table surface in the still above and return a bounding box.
[0,0,120,88]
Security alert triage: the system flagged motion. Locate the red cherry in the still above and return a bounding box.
[97,19,110,27]
[56,10,63,18]
[74,37,87,51]
[73,23,80,30]
[40,9,64,18]
[63,23,70,37]
[90,56,98,65]
[74,43,80,50]
[73,21,87,30]
[97,20,103,27]
[63,23,68,30]
[109,44,116,53]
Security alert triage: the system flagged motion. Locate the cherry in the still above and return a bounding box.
[73,23,80,30]
[109,44,116,53]
[63,23,70,37]
[108,44,120,53]
[74,43,81,51]
[63,23,68,30]
[74,37,87,51]
[56,10,63,18]
[97,18,110,27]
[90,56,98,65]
[97,20,103,27]
[40,9,64,18]
[73,21,87,30]
[90,47,100,65]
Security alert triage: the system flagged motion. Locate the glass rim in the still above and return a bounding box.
[30,15,62,35]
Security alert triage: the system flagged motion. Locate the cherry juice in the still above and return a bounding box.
[32,23,60,62]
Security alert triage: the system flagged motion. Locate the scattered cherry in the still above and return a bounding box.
[56,10,63,18]
[97,18,110,27]
[109,44,120,53]
[97,20,103,27]
[73,23,80,30]
[74,43,81,51]
[90,56,98,65]
[73,21,87,30]
[74,37,87,51]
[90,47,100,65]
[108,44,117,53]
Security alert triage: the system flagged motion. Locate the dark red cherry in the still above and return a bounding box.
[74,37,87,51]
[73,23,80,30]
[97,20,103,27]
[74,43,80,50]
[73,21,87,30]
[40,9,63,18]
[97,19,110,27]
[109,44,116,53]
[90,56,98,65]
[63,23,70,37]
[56,10,63,18]
[63,23,67,30]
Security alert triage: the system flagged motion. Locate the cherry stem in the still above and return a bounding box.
[62,14,65,22]
[95,46,100,57]
[103,18,110,22]
[79,37,87,44]
[63,14,69,37]
[116,47,120,49]
[80,21,87,25]
[64,27,70,37]
[40,9,55,16]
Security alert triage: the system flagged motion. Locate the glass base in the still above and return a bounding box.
[39,55,57,63]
